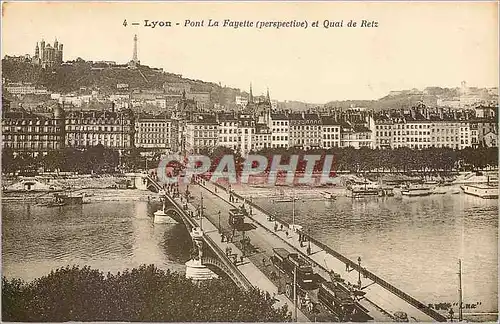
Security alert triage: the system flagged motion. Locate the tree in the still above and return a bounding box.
[43,150,64,172]
[2,265,291,322]
[2,148,15,175]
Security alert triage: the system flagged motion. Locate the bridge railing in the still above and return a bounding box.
[301,232,446,322]
[222,185,447,322]
[202,237,254,291]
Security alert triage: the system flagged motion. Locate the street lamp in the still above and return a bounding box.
[357,256,362,289]
[242,230,246,257]
[308,228,311,255]
[218,210,221,233]
[199,192,204,230]
[293,264,298,322]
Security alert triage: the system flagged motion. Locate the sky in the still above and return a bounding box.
[2,1,499,103]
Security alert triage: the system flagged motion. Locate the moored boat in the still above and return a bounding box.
[401,184,431,197]
[348,184,380,198]
[274,197,300,203]
[53,193,85,205]
[461,184,498,199]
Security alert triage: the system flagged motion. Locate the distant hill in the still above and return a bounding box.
[326,93,443,111]
[6,58,484,112]
[278,100,323,111]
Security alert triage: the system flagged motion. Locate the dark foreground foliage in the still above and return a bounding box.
[2,264,291,322]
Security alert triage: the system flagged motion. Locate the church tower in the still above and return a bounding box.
[40,39,46,61]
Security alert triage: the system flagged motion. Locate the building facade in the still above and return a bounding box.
[269,113,289,149]
[217,113,239,151]
[252,125,272,152]
[135,114,176,152]
[2,105,65,156]
[289,113,321,149]
[320,116,341,148]
[64,109,135,150]
[237,114,255,156]
[185,114,219,153]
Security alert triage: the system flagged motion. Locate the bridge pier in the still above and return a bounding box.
[185,227,218,280]
[154,197,179,224]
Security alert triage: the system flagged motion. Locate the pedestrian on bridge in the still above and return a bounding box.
[262,257,266,266]
[221,234,225,242]
[240,255,244,264]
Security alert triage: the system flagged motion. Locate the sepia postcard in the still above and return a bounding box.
[1,1,498,322]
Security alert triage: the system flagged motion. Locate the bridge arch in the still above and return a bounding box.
[201,256,249,291]
[162,207,185,225]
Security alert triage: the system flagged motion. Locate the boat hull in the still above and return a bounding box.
[401,190,431,197]
[461,185,498,199]
[348,190,379,198]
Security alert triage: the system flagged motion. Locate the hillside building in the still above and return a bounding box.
[32,38,63,68]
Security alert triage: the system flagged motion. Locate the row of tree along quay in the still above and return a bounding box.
[2,145,497,176]
[2,265,291,322]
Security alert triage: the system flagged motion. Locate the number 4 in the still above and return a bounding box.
[123,19,128,27]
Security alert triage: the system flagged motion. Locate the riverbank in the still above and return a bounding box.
[1,188,161,203]
[2,174,130,190]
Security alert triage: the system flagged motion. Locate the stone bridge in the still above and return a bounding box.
[145,174,253,291]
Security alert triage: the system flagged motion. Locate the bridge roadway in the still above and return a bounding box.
[189,180,446,322]
[155,179,310,321]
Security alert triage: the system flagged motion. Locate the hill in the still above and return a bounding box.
[2,58,245,100]
[326,94,437,111]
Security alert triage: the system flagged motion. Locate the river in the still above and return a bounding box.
[250,192,498,316]
[2,190,497,318]
[2,201,190,282]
